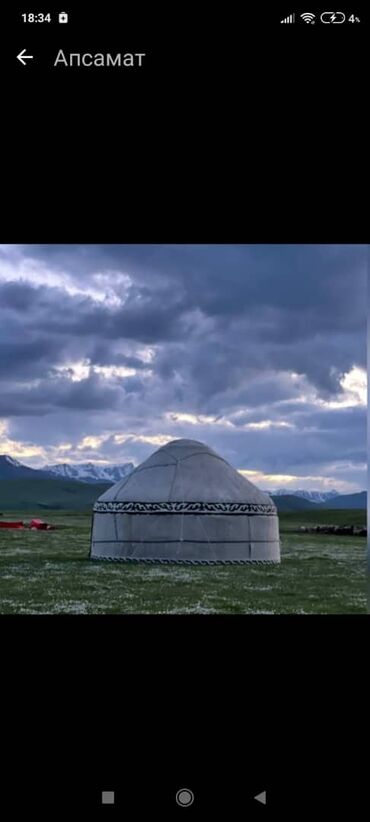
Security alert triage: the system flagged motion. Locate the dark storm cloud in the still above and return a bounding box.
[0,373,125,417]
[0,279,40,311]
[288,406,366,432]
[4,245,365,383]
[0,244,366,489]
[0,278,98,331]
[60,374,124,410]
[87,343,149,370]
[221,423,366,475]
[21,243,364,335]
[0,278,190,345]
[0,338,61,378]
[1,248,366,384]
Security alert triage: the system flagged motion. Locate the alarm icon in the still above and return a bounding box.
[58,12,68,23]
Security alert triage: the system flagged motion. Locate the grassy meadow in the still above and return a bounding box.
[0,509,366,614]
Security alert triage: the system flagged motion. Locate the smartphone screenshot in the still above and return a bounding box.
[1,6,367,819]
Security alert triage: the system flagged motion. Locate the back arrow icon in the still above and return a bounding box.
[17,49,34,65]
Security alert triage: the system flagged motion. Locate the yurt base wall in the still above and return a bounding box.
[90,512,280,563]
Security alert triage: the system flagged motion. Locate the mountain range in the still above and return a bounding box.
[269,491,366,512]
[264,488,340,504]
[43,461,134,484]
[0,455,366,511]
[0,455,134,484]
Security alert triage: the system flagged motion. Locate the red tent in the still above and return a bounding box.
[0,519,55,530]
[30,519,54,530]
[0,521,24,529]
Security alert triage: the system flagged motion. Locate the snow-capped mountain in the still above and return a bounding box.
[2,456,22,467]
[0,454,134,484]
[264,488,340,504]
[43,461,134,484]
[0,454,53,480]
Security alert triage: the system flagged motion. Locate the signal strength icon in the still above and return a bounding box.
[280,13,295,23]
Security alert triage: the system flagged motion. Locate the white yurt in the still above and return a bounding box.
[90,439,280,564]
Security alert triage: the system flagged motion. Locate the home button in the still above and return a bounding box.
[176,788,194,807]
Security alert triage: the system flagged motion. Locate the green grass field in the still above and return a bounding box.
[0,510,366,614]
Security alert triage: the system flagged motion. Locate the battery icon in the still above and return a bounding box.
[320,11,346,23]
[58,11,68,23]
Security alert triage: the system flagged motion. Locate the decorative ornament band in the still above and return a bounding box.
[90,556,279,565]
[93,500,277,515]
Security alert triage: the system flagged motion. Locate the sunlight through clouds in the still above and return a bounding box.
[0,251,132,306]
[0,419,46,460]
[319,366,367,409]
[244,421,295,430]
[54,361,143,381]
[238,469,359,494]
[164,412,234,427]
[77,436,106,450]
[114,433,173,446]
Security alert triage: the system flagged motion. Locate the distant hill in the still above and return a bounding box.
[271,491,366,512]
[0,478,110,510]
[43,461,134,484]
[316,491,366,510]
[270,495,317,512]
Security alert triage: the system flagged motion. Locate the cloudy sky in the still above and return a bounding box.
[0,244,366,492]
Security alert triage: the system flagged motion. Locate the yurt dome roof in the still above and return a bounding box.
[97,438,274,506]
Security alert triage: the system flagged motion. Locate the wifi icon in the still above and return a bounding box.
[301,12,316,23]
